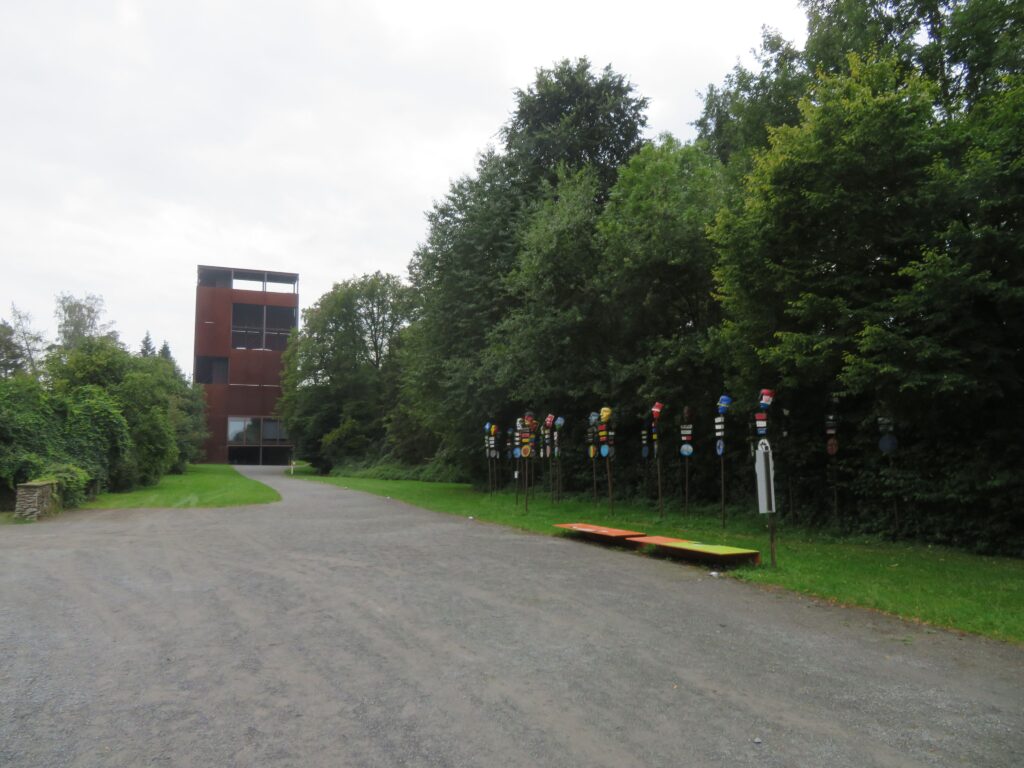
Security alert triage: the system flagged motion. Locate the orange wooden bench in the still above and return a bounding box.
[553,522,646,544]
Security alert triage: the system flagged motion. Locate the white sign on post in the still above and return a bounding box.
[755,438,776,515]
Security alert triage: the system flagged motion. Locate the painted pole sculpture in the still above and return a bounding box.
[716,394,732,527]
[825,402,839,523]
[641,418,650,497]
[541,414,554,499]
[520,411,539,511]
[514,418,525,508]
[484,422,501,493]
[543,414,565,503]
[598,406,615,511]
[651,401,665,518]
[755,388,778,567]
[505,425,516,498]
[587,411,600,501]
[679,406,694,514]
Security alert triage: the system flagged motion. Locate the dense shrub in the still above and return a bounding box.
[36,463,91,509]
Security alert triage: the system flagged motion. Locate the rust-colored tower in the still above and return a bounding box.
[193,266,298,464]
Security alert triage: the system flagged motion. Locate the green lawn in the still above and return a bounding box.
[83,464,280,509]
[297,471,1024,644]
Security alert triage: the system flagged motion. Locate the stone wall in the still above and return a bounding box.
[14,481,57,521]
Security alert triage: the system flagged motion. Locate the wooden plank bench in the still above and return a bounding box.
[627,535,761,566]
[553,523,646,544]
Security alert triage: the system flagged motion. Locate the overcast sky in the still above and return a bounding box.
[0,1,808,376]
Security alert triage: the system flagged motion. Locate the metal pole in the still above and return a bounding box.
[525,461,529,514]
[656,455,663,519]
[720,454,726,528]
[685,457,690,515]
[606,457,614,513]
[515,459,520,508]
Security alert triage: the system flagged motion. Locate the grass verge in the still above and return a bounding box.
[296,470,1024,644]
[83,464,280,509]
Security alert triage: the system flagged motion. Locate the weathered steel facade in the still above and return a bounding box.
[193,266,299,465]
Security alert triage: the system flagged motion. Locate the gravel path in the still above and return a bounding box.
[1,466,1022,767]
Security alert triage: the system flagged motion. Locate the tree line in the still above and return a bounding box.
[280,0,1023,553]
[0,294,206,509]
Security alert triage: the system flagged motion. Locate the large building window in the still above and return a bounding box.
[265,306,297,351]
[231,303,297,350]
[227,417,261,445]
[232,303,264,349]
[194,356,229,384]
[227,417,288,446]
[262,419,289,444]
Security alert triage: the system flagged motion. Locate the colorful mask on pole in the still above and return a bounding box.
[759,389,775,409]
[717,395,732,415]
[600,407,612,424]
[651,402,664,422]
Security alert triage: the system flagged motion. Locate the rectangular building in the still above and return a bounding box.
[193,265,299,464]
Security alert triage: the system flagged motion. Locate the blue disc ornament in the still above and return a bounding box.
[680,444,694,457]
[600,444,610,458]
[642,445,650,459]
[879,434,898,454]
[513,447,521,459]
[715,438,725,456]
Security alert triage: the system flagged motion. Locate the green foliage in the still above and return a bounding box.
[696,29,810,169]
[54,292,116,349]
[502,58,649,193]
[0,375,63,491]
[62,385,131,487]
[0,321,25,379]
[0,300,206,509]
[280,273,411,473]
[36,463,91,509]
[282,17,1024,553]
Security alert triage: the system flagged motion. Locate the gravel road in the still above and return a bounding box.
[2,466,1022,767]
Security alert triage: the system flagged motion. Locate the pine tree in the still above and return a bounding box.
[139,331,156,357]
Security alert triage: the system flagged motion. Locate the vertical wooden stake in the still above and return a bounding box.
[549,455,555,503]
[720,454,726,528]
[515,459,520,508]
[656,456,663,519]
[769,512,777,568]
[591,456,597,501]
[684,457,690,515]
[605,456,614,513]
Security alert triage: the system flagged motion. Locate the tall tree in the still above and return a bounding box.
[482,167,607,409]
[8,305,46,375]
[0,321,24,379]
[401,151,525,463]
[501,58,649,194]
[696,29,810,168]
[281,274,410,472]
[139,331,156,357]
[353,272,411,369]
[54,292,116,349]
[597,136,726,414]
